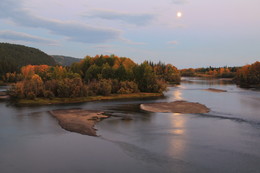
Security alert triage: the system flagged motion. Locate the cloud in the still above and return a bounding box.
[92,45,112,49]
[167,40,178,45]
[85,9,155,26]
[0,30,57,45]
[171,0,188,5]
[0,0,121,44]
[120,38,146,45]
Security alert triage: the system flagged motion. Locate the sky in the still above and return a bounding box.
[0,0,259,68]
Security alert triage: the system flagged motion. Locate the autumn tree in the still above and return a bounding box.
[235,61,260,87]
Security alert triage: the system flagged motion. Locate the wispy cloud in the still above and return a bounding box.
[0,30,57,45]
[167,40,178,45]
[85,9,155,26]
[0,0,121,44]
[121,38,146,45]
[92,45,112,49]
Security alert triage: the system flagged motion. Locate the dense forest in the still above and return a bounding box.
[2,43,258,100]
[181,66,239,78]
[235,61,260,88]
[0,43,56,79]
[8,55,181,100]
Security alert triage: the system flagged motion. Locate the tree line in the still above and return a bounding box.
[235,61,260,88]
[0,43,56,79]
[180,66,239,78]
[7,55,181,99]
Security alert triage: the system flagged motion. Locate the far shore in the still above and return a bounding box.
[16,92,163,105]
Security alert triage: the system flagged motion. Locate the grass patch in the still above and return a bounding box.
[17,93,163,105]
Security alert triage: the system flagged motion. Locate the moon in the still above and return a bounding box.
[177,12,182,18]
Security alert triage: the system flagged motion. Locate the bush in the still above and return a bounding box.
[98,79,112,96]
[43,90,55,99]
[8,82,25,99]
[0,80,4,86]
[111,79,119,94]
[117,81,139,94]
[147,79,167,93]
[87,81,99,96]
[27,92,36,100]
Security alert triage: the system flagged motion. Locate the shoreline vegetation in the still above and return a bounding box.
[5,55,180,104]
[180,61,260,89]
[234,61,260,88]
[16,92,163,105]
[180,66,238,78]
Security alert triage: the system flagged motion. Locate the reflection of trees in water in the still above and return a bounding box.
[181,77,234,86]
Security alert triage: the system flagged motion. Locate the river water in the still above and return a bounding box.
[0,78,259,173]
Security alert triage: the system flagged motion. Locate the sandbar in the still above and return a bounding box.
[0,92,9,99]
[140,101,210,113]
[203,88,227,92]
[49,109,108,136]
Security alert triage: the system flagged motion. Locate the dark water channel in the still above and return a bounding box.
[0,77,259,173]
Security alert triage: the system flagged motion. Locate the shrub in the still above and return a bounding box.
[117,81,139,94]
[87,81,99,96]
[98,79,112,96]
[27,92,36,100]
[43,90,55,99]
[111,79,119,93]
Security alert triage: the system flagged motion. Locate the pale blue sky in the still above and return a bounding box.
[0,0,259,68]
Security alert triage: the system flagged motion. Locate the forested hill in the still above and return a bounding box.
[52,55,80,66]
[0,43,56,78]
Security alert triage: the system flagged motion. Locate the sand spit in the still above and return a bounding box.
[49,109,108,136]
[140,101,210,114]
[203,88,227,92]
[0,91,9,99]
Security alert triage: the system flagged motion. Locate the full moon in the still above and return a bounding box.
[177,12,182,18]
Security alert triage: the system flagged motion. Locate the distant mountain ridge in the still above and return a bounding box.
[0,43,56,78]
[52,55,81,66]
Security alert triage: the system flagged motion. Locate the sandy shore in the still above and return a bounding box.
[140,101,210,113]
[0,92,9,99]
[0,95,9,99]
[49,109,108,136]
[203,88,227,92]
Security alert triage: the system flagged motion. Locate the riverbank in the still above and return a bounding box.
[0,91,9,100]
[16,92,163,105]
[49,109,108,136]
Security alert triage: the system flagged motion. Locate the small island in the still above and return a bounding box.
[140,101,210,114]
[49,109,109,136]
[4,54,180,105]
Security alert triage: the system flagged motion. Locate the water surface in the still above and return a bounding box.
[0,78,259,173]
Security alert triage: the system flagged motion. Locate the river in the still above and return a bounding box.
[0,77,259,173]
